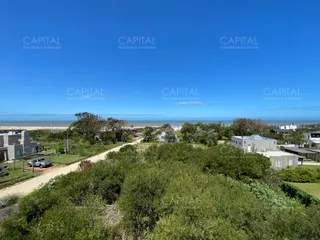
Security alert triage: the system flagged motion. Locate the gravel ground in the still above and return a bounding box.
[0,139,142,198]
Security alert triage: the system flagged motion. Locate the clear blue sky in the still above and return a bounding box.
[0,0,319,121]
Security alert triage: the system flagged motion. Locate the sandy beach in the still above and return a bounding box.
[0,125,162,131]
[0,126,69,131]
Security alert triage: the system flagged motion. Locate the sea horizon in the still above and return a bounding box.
[1,119,320,127]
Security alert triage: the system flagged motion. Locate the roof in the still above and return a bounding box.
[271,129,291,133]
[257,151,302,158]
[233,134,275,141]
[307,149,320,153]
[281,147,315,154]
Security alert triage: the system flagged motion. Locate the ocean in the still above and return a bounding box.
[0,119,320,127]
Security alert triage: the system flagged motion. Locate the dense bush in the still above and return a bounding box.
[3,143,320,240]
[90,162,126,204]
[277,167,320,183]
[119,165,167,239]
[27,198,117,240]
[243,179,300,209]
[201,145,271,180]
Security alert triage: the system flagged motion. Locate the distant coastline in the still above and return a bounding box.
[0,119,319,131]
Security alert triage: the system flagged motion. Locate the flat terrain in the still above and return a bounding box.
[0,143,126,189]
[290,182,320,199]
[0,138,142,198]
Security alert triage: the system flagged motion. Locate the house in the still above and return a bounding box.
[172,125,182,131]
[303,131,320,146]
[157,131,179,143]
[231,134,299,169]
[279,123,297,131]
[0,130,37,161]
[270,128,291,135]
[257,151,300,169]
[231,134,277,153]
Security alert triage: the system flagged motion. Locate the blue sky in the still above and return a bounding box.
[0,0,319,121]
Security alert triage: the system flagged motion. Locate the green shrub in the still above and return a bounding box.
[277,167,320,183]
[28,200,117,240]
[118,166,167,239]
[201,145,271,180]
[90,162,125,204]
[78,159,94,172]
[0,195,19,208]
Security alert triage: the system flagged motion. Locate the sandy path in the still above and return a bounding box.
[0,138,142,198]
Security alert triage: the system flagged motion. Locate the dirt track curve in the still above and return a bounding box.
[0,138,142,198]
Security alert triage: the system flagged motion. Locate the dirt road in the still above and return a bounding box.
[0,139,142,198]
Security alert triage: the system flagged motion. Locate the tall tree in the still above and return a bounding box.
[233,118,267,136]
[70,112,105,139]
[106,117,125,132]
[143,126,154,142]
[181,122,197,142]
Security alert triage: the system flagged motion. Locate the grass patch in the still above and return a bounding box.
[0,170,40,189]
[290,182,320,199]
[137,143,158,152]
[191,143,208,149]
[49,154,85,165]
[0,142,126,189]
[50,142,126,165]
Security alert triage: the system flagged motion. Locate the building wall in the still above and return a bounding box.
[6,145,23,160]
[1,131,37,160]
[4,135,20,146]
[269,155,299,169]
[231,137,277,153]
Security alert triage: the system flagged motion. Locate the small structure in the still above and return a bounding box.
[257,151,300,169]
[303,131,320,146]
[0,130,37,161]
[232,134,299,169]
[270,129,291,135]
[172,125,182,131]
[279,123,297,131]
[157,131,179,143]
[231,134,277,153]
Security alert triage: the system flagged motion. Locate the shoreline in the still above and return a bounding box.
[0,125,162,131]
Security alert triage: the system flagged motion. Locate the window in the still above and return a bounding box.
[276,160,281,168]
[289,159,293,166]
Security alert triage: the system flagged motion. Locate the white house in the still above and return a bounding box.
[157,131,179,143]
[279,123,297,131]
[304,131,320,146]
[231,134,299,169]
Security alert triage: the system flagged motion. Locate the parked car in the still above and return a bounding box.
[0,166,9,176]
[28,158,52,168]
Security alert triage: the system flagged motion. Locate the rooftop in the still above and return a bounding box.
[307,149,320,153]
[281,147,315,154]
[272,129,291,133]
[257,151,303,158]
[233,134,275,141]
